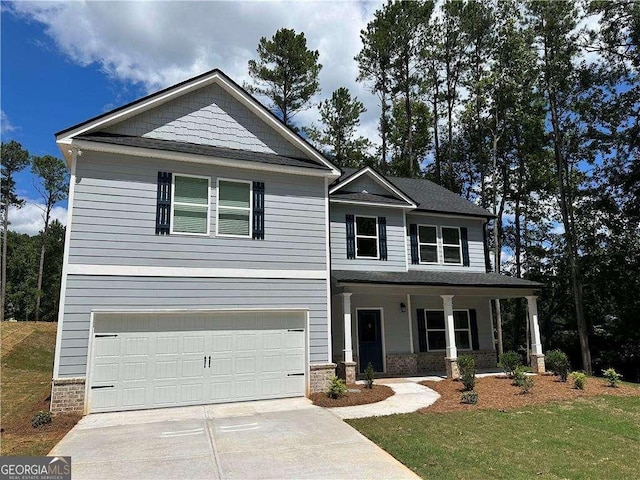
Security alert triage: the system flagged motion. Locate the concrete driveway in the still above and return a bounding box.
[50,398,418,480]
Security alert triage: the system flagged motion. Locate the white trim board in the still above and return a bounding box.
[329,166,416,208]
[329,199,415,209]
[66,264,328,279]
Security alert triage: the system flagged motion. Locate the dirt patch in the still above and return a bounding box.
[419,374,640,413]
[310,384,394,408]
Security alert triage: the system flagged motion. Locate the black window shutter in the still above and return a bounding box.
[155,171,172,235]
[252,181,265,240]
[409,224,419,264]
[346,214,355,259]
[470,309,480,350]
[417,309,427,352]
[461,227,470,266]
[378,216,387,261]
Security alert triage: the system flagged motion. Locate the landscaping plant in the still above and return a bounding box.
[520,376,535,394]
[457,355,476,391]
[512,365,528,387]
[31,411,52,428]
[546,349,570,381]
[364,362,375,389]
[498,351,522,377]
[327,376,347,399]
[460,391,478,405]
[571,371,587,390]
[602,368,622,387]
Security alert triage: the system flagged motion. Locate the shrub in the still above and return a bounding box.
[461,391,478,405]
[457,355,476,391]
[499,351,522,377]
[364,363,375,389]
[512,365,528,387]
[602,368,622,388]
[571,371,587,390]
[327,376,347,399]
[31,411,52,428]
[546,350,569,374]
[520,376,535,394]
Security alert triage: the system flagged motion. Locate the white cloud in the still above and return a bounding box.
[1,109,16,134]
[9,1,384,143]
[8,199,67,236]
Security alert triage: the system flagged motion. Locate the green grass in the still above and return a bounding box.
[1,321,80,456]
[348,395,640,480]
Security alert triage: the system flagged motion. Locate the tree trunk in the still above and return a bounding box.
[432,76,441,185]
[494,298,504,356]
[35,206,52,321]
[380,88,388,174]
[1,205,8,322]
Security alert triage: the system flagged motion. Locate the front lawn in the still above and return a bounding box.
[1,321,81,456]
[348,395,640,479]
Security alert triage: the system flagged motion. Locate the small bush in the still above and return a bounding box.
[546,349,570,378]
[520,376,535,394]
[31,411,52,428]
[571,371,587,390]
[364,362,375,389]
[327,376,347,399]
[499,351,522,377]
[512,365,528,387]
[602,368,622,388]
[461,391,478,405]
[457,355,476,391]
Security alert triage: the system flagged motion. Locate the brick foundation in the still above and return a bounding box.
[336,361,356,384]
[309,363,336,393]
[51,378,85,414]
[386,354,418,375]
[530,354,546,373]
[386,350,497,376]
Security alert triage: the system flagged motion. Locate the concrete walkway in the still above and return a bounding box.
[328,377,441,419]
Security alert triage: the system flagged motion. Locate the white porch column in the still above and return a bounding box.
[441,294,459,378]
[342,293,353,363]
[526,295,546,373]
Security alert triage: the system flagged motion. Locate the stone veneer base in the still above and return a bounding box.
[309,363,336,394]
[336,361,357,384]
[387,350,498,376]
[530,354,546,373]
[51,377,86,414]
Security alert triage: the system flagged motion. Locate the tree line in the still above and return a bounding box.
[246,0,639,380]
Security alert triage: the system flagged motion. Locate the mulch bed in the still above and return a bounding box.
[310,384,394,408]
[419,374,640,413]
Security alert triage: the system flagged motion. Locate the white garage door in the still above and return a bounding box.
[88,311,306,413]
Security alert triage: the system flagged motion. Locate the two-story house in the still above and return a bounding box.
[50,69,544,414]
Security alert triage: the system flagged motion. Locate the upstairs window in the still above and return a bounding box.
[217,179,252,237]
[418,225,438,264]
[171,174,210,235]
[442,226,462,264]
[355,216,378,258]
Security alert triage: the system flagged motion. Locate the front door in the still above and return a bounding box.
[357,310,383,373]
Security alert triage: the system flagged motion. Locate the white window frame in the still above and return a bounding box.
[216,177,253,239]
[441,225,463,265]
[417,224,439,264]
[354,215,379,259]
[170,173,211,236]
[424,309,472,352]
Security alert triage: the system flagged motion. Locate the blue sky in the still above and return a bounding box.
[1,1,382,234]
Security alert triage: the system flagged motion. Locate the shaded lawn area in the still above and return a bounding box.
[1,322,81,456]
[348,395,640,480]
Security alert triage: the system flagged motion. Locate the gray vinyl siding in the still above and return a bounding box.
[104,82,306,158]
[341,176,394,196]
[58,275,328,377]
[330,204,406,272]
[69,151,327,270]
[410,295,494,352]
[406,214,486,273]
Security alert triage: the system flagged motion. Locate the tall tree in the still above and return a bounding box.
[31,155,68,322]
[247,28,322,128]
[1,140,30,322]
[304,87,372,168]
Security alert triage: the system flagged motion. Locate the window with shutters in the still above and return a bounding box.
[171,174,211,236]
[424,310,471,351]
[355,216,378,259]
[442,226,462,264]
[216,179,252,238]
[418,225,438,264]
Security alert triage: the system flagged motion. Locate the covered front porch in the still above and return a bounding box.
[331,270,545,382]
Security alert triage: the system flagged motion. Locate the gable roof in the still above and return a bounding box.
[329,166,417,208]
[335,168,495,219]
[55,68,340,176]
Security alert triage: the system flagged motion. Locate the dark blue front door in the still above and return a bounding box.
[358,310,383,373]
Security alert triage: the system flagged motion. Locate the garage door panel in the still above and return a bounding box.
[90,311,307,413]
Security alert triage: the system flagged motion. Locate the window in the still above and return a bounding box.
[217,179,252,237]
[171,174,210,235]
[425,310,471,351]
[418,225,438,264]
[355,216,378,258]
[442,226,462,264]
